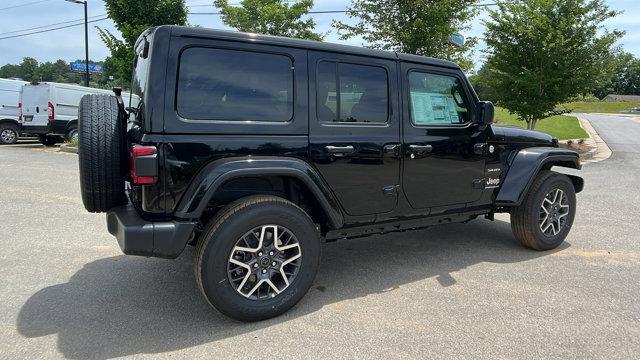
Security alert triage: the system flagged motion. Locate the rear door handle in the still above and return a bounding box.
[408,144,432,153]
[325,145,355,155]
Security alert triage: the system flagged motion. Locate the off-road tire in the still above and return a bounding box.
[0,123,19,144]
[78,94,127,213]
[195,195,321,322]
[511,170,576,251]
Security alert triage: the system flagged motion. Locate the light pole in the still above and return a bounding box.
[65,0,89,87]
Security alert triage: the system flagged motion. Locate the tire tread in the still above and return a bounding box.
[78,94,127,212]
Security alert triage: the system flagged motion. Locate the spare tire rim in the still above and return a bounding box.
[227,225,302,300]
[1,129,16,143]
[539,188,570,236]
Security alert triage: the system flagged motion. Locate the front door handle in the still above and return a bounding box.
[383,143,401,157]
[325,145,355,155]
[408,144,432,153]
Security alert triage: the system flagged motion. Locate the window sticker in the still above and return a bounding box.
[411,92,460,125]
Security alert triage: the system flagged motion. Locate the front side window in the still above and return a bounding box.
[177,47,294,122]
[317,61,388,124]
[409,72,470,126]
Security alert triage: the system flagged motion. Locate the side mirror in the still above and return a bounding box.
[479,101,494,126]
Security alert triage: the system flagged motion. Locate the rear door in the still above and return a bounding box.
[21,84,50,128]
[309,51,401,216]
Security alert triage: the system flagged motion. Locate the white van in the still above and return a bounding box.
[0,78,27,144]
[21,82,138,145]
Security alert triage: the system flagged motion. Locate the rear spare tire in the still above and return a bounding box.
[78,94,127,212]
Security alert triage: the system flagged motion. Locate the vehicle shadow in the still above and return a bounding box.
[17,219,567,359]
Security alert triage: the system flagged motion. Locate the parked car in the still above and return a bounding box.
[77,26,583,322]
[20,81,137,146]
[0,78,27,144]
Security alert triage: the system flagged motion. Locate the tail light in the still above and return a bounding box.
[130,145,157,184]
[47,101,55,121]
[18,102,22,121]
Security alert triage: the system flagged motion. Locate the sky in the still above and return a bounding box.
[0,0,639,72]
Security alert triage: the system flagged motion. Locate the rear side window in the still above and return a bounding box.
[177,47,294,122]
[317,61,388,124]
[408,72,470,126]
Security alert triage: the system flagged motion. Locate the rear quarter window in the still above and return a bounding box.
[176,47,294,122]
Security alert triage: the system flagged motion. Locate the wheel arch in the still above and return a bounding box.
[173,157,344,230]
[65,119,78,132]
[496,147,583,207]
[0,118,20,127]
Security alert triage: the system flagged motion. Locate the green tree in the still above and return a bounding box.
[18,57,40,82]
[592,52,640,97]
[614,57,640,95]
[98,0,188,83]
[0,64,20,79]
[334,0,478,71]
[481,0,623,129]
[214,0,323,41]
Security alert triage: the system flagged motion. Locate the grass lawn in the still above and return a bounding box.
[494,107,588,140]
[560,101,640,114]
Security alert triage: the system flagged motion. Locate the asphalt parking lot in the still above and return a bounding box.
[1,114,639,359]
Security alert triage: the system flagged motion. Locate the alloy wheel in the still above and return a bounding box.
[1,129,17,143]
[539,188,570,236]
[227,225,302,300]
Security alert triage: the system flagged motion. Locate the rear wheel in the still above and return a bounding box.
[66,127,78,142]
[0,123,19,144]
[77,94,128,212]
[195,195,320,321]
[511,170,576,250]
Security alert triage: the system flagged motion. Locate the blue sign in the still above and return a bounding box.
[449,34,465,48]
[70,61,103,74]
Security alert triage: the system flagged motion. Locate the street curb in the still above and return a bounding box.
[60,144,78,154]
[576,117,612,163]
[588,112,640,119]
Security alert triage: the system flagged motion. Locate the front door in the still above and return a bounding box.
[401,64,487,211]
[309,51,401,216]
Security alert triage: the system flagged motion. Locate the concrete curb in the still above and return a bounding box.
[576,117,612,163]
[60,144,78,154]
[587,112,640,119]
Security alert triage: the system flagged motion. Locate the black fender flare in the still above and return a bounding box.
[495,147,583,206]
[173,156,344,229]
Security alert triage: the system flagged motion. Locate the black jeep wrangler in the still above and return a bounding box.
[77,26,583,321]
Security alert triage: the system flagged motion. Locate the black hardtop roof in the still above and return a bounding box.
[159,25,460,70]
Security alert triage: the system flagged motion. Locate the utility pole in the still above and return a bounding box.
[65,0,89,87]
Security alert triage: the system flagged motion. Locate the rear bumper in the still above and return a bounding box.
[106,204,196,259]
[20,125,49,135]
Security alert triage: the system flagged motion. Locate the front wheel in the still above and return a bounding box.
[511,170,576,251]
[0,123,19,144]
[195,195,321,321]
